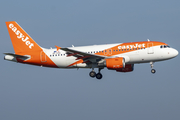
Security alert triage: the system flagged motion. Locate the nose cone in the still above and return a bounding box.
[171,49,179,58]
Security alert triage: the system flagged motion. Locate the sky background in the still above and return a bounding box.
[0,0,180,120]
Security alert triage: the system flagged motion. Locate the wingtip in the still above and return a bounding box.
[55,45,61,51]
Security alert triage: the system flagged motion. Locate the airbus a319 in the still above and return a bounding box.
[4,21,179,79]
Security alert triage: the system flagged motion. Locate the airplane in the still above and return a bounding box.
[4,21,179,79]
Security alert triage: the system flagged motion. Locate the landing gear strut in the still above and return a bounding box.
[96,68,103,79]
[89,68,103,79]
[150,62,156,74]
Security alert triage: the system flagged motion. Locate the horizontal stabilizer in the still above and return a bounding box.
[4,53,30,62]
[4,53,29,59]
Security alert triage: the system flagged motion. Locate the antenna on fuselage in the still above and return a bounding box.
[147,39,150,42]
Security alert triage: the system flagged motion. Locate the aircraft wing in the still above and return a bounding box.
[55,46,106,62]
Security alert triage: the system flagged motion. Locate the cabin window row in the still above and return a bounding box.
[50,54,66,57]
[50,47,146,57]
[86,47,146,53]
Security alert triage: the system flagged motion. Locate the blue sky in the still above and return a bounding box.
[0,0,180,120]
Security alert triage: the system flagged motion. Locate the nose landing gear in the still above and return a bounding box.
[151,69,156,74]
[150,62,156,74]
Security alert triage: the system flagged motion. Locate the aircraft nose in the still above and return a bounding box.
[171,49,179,57]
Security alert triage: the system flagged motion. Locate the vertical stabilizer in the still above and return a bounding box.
[5,21,42,54]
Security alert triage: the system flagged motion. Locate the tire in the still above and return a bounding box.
[151,69,156,74]
[96,73,102,79]
[89,71,96,78]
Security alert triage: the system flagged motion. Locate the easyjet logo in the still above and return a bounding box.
[118,43,145,49]
[9,23,34,49]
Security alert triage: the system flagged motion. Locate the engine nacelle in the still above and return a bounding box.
[105,57,125,70]
[116,64,134,72]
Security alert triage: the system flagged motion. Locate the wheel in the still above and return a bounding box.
[96,73,103,79]
[151,69,156,74]
[89,71,96,78]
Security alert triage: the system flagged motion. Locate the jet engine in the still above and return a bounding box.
[105,57,125,70]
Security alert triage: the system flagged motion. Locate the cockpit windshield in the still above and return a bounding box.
[160,45,170,48]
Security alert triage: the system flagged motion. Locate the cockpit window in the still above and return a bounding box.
[160,45,170,48]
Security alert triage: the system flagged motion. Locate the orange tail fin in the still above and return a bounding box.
[5,21,42,54]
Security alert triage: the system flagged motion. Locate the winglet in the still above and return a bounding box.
[55,45,61,51]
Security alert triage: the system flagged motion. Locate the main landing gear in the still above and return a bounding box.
[150,62,156,74]
[89,68,103,79]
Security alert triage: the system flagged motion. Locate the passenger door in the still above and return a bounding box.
[147,43,154,54]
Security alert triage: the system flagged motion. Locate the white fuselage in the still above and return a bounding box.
[43,43,178,68]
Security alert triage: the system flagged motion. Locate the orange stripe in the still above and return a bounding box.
[95,41,167,56]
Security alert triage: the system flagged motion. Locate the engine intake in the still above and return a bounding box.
[105,57,125,70]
